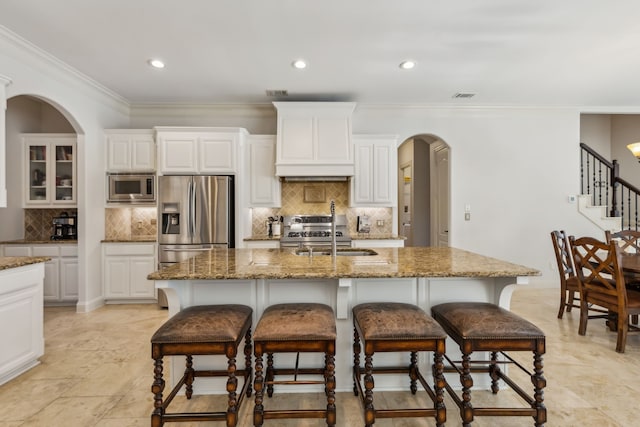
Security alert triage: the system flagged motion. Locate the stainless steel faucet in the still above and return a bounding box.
[330,200,337,257]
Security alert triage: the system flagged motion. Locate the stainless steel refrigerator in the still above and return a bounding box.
[157,175,234,305]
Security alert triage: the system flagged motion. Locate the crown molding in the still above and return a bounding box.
[0,25,129,111]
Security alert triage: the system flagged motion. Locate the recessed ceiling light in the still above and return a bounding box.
[399,60,416,70]
[148,59,165,69]
[292,59,307,69]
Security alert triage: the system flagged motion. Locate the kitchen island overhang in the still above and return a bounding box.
[149,247,539,393]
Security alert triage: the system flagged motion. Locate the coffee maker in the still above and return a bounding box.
[51,212,77,240]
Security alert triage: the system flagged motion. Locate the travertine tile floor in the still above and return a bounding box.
[1,286,638,426]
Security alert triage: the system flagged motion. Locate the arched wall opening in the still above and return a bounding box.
[397,133,450,247]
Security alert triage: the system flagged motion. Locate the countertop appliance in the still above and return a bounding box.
[157,175,234,307]
[280,214,351,248]
[51,212,77,240]
[107,173,155,203]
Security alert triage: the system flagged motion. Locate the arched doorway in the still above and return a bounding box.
[1,95,79,241]
[397,135,450,247]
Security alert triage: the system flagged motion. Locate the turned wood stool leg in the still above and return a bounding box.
[326,352,336,427]
[460,352,474,427]
[489,351,500,394]
[364,353,375,427]
[226,353,238,427]
[533,350,547,427]
[184,355,194,399]
[433,351,446,427]
[409,351,418,394]
[352,328,361,396]
[151,357,164,427]
[244,328,253,397]
[253,353,264,427]
[265,353,274,398]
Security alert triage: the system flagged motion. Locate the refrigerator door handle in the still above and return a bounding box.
[190,179,197,237]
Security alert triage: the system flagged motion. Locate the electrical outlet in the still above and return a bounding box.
[377,220,384,227]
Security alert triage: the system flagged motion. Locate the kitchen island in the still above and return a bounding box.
[0,257,48,385]
[149,247,539,393]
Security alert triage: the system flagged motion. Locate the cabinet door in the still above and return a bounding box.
[53,141,75,204]
[131,136,156,171]
[248,136,280,207]
[59,257,79,301]
[158,135,198,173]
[104,257,130,298]
[199,134,237,173]
[25,143,50,205]
[42,259,60,301]
[129,256,156,298]
[107,135,131,170]
[350,136,397,207]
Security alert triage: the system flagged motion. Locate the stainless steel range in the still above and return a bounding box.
[280,214,351,248]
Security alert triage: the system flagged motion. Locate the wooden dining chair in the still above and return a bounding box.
[605,229,640,254]
[550,230,581,319]
[569,236,640,353]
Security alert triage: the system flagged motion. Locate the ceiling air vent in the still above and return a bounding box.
[452,92,475,99]
[266,89,289,97]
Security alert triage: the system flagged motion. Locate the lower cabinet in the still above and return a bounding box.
[1,244,78,305]
[102,242,157,302]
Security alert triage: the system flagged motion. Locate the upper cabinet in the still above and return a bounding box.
[22,133,77,208]
[274,102,356,177]
[105,130,156,172]
[247,135,281,207]
[350,135,398,207]
[156,127,244,175]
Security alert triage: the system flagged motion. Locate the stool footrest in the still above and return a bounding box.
[263,410,329,420]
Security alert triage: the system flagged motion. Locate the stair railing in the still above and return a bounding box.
[580,142,640,230]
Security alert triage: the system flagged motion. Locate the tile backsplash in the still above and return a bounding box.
[24,209,78,240]
[105,207,157,240]
[251,181,393,236]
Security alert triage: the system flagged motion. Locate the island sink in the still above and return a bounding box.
[294,248,378,256]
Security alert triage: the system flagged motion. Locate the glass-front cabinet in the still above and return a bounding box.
[23,134,77,207]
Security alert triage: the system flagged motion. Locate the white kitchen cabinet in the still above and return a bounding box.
[247,135,281,207]
[105,130,156,172]
[22,134,77,208]
[2,244,78,305]
[352,239,404,248]
[273,102,356,177]
[102,242,157,302]
[156,128,243,175]
[350,135,397,207]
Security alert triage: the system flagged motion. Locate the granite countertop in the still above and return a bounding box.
[148,247,539,281]
[0,256,51,271]
[101,238,157,243]
[0,239,78,245]
[243,235,282,241]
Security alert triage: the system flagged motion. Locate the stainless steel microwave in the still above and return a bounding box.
[107,173,155,203]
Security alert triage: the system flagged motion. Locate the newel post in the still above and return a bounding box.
[0,74,12,208]
[610,159,620,217]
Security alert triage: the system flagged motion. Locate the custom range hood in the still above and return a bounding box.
[274,102,356,178]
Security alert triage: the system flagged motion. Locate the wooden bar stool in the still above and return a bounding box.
[352,302,448,427]
[253,303,337,427]
[431,302,546,427]
[150,304,253,427]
